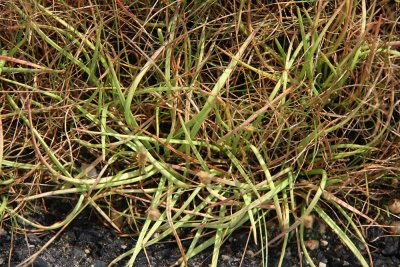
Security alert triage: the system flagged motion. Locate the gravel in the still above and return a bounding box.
[1,208,400,267]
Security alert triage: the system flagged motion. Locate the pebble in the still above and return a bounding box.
[28,234,41,245]
[221,254,230,261]
[246,249,255,257]
[318,222,327,235]
[196,170,213,185]
[381,236,400,256]
[147,207,162,221]
[34,257,49,267]
[0,228,8,237]
[93,260,107,267]
[388,199,400,214]
[303,215,314,229]
[45,255,56,263]
[81,163,99,179]
[73,247,86,259]
[305,240,320,250]
[389,221,400,234]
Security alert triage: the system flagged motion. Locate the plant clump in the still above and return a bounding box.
[0,1,399,266]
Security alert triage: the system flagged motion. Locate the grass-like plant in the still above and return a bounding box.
[0,1,399,266]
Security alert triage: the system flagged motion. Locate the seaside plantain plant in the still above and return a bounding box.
[0,1,399,266]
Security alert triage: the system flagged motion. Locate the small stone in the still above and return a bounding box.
[221,255,230,261]
[28,234,41,245]
[244,125,256,133]
[358,242,366,251]
[320,240,328,247]
[81,163,99,179]
[110,209,125,229]
[25,257,48,267]
[389,221,400,234]
[73,247,86,259]
[318,221,327,234]
[196,170,213,185]
[85,248,91,254]
[388,199,400,214]
[318,262,327,267]
[45,255,56,263]
[381,236,400,256]
[303,215,314,229]
[147,207,162,221]
[152,232,160,238]
[304,240,320,250]
[135,148,148,166]
[0,228,7,237]
[246,250,255,257]
[93,260,107,267]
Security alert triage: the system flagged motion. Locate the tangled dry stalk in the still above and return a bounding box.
[0,1,399,266]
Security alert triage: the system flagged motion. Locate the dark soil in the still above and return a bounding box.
[1,208,400,267]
